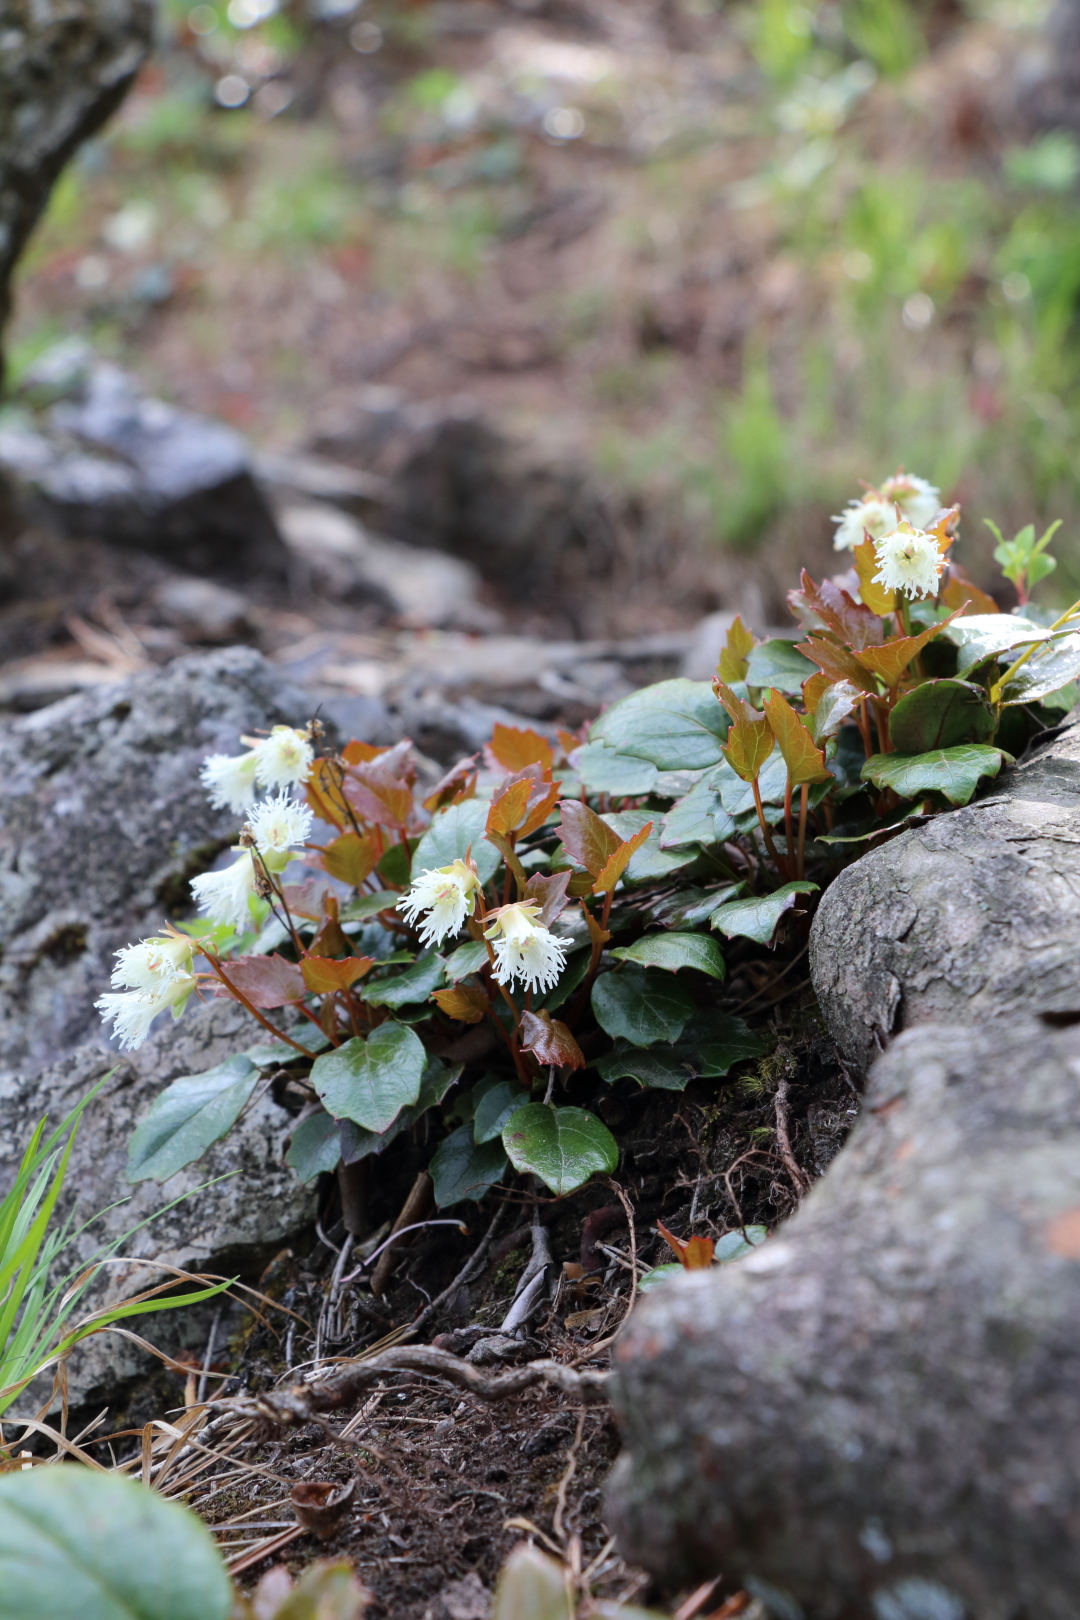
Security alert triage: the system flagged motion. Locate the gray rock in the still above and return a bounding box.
[0,997,315,1409]
[607,1017,1080,1620]
[0,646,316,1078]
[809,715,1080,1077]
[0,1,152,373]
[0,357,289,579]
[151,577,251,643]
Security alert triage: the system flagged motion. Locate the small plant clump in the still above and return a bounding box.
[98,477,1080,1213]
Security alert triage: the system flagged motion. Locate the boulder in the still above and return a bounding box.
[809,715,1080,1077]
[0,0,153,371]
[606,1017,1080,1620]
[0,351,289,580]
[0,998,316,1408]
[0,646,316,1078]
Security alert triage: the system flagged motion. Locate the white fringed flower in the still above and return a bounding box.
[872,522,945,600]
[485,902,567,994]
[190,849,258,933]
[97,933,197,1051]
[832,495,901,552]
[110,933,195,992]
[247,792,313,873]
[880,473,940,530]
[200,751,259,814]
[249,726,314,792]
[398,859,482,946]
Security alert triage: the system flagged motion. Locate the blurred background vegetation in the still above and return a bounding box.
[10,0,1080,613]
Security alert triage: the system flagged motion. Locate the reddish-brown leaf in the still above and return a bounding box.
[523,870,572,927]
[801,672,831,714]
[794,570,884,650]
[318,831,379,888]
[762,689,832,786]
[794,634,876,691]
[853,606,965,690]
[343,771,414,830]
[342,740,387,764]
[215,954,305,1009]
[423,756,478,813]
[301,955,375,995]
[722,718,774,784]
[519,1010,586,1070]
[485,723,554,776]
[593,821,653,894]
[486,777,534,839]
[309,899,353,960]
[517,780,560,839]
[305,758,347,830]
[432,984,488,1024]
[558,800,622,878]
[279,879,333,921]
[713,680,764,729]
[941,563,998,616]
[657,1220,715,1270]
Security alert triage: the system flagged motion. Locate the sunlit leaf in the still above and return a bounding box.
[710,880,819,944]
[431,984,488,1024]
[661,772,734,849]
[657,1220,714,1268]
[570,743,659,798]
[589,679,730,770]
[127,1056,259,1183]
[717,615,757,683]
[523,870,572,926]
[853,533,897,616]
[810,679,863,743]
[592,821,654,894]
[501,1104,618,1195]
[310,1022,426,1133]
[0,1467,232,1620]
[318,831,380,888]
[790,570,884,649]
[861,744,1009,805]
[763,688,832,784]
[301,955,375,995]
[558,800,622,877]
[940,613,1050,678]
[998,631,1080,705]
[601,810,703,882]
[591,964,694,1047]
[888,679,995,753]
[485,723,554,775]
[852,607,964,689]
[610,932,726,980]
[940,563,1000,617]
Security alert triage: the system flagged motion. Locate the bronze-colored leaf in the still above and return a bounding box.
[519,1009,586,1070]
[762,689,832,786]
[558,800,622,877]
[432,984,489,1024]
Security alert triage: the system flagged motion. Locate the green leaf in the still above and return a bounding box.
[940,613,1050,678]
[364,952,446,1008]
[637,1262,684,1292]
[591,965,694,1047]
[661,772,735,849]
[710,881,819,944]
[610,932,726,980]
[596,1013,764,1090]
[126,1057,259,1184]
[430,1124,508,1207]
[501,1104,618,1195]
[595,1044,698,1091]
[889,679,996,753]
[861,745,1008,806]
[412,799,501,884]
[589,679,730,770]
[641,883,745,929]
[716,751,789,815]
[310,1022,426,1133]
[285,1109,342,1182]
[572,743,659,797]
[339,890,401,923]
[536,945,591,1011]
[601,809,703,883]
[745,638,816,694]
[0,1467,231,1620]
[474,1080,528,1144]
[999,631,1080,705]
[338,1057,461,1164]
[443,939,490,981]
[714,1224,768,1261]
[377,841,413,888]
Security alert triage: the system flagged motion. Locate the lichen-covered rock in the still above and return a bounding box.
[0,0,153,370]
[0,998,316,1407]
[0,647,315,1077]
[809,716,1080,1076]
[606,1018,1080,1620]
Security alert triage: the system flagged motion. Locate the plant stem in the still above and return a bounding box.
[203,958,312,1054]
[783,778,795,869]
[752,778,787,878]
[991,593,1080,704]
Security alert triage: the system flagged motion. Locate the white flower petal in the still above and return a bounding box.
[200,751,259,814]
[485,902,567,993]
[111,934,195,991]
[832,496,900,552]
[872,523,944,599]
[190,850,258,932]
[96,975,195,1051]
[247,791,313,856]
[398,861,480,946]
[251,727,314,791]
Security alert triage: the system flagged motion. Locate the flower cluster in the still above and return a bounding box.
[833,472,939,552]
[485,902,568,994]
[95,933,197,1052]
[397,860,482,946]
[200,726,314,814]
[191,793,313,933]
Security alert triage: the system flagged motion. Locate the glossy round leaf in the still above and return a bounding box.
[889,679,995,754]
[502,1104,619,1196]
[412,798,501,884]
[310,1021,425,1133]
[591,965,695,1048]
[610,932,726,980]
[861,745,1008,807]
[430,1125,508,1207]
[589,679,730,771]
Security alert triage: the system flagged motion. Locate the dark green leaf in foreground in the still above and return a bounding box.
[998,631,1080,705]
[412,798,501,884]
[597,1013,764,1090]
[681,1011,766,1074]
[888,679,995,753]
[591,964,695,1047]
[337,1057,462,1164]
[126,1056,258,1184]
[610,932,726,980]
[244,1021,331,1065]
[589,679,730,771]
[502,1104,619,1195]
[710,881,819,945]
[745,638,816,694]
[443,939,490,981]
[310,1021,425,1133]
[285,1108,342,1182]
[364,952,446,1008]
[430,1125,508,1207]
[941,613,1050,678]
[861,745,1009,806]
[0,1466,231,1620]
[595,1043,698,1091]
